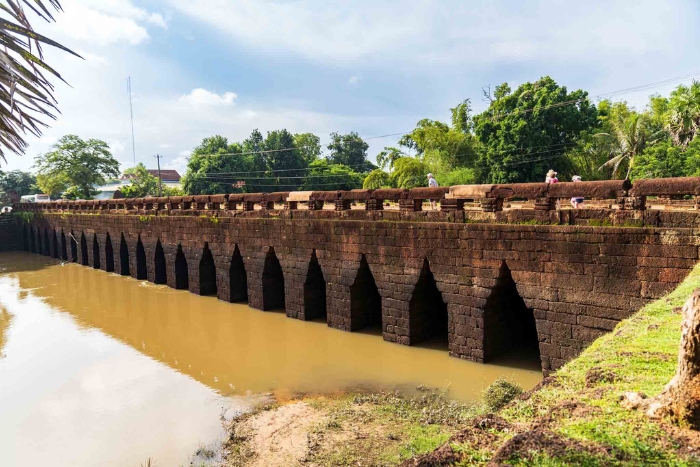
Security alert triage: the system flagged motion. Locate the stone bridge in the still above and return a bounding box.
[7,177,700,373]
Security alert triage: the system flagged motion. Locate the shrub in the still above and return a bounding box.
[483,378,523,411]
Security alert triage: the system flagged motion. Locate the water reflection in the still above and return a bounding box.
[1,252,541,402]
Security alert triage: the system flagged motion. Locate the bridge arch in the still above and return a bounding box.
[174,244,189,290]
[52,229,59,259]
[69,231,77,262]
[136,236,147,279]
[349,254,382,331]
[408,259,448,346]
[105,233,114,272]
[262,247,285,311]
[199,243,217,296]
[229,245,248,303]
[92,234,101,269]
[483,261,540,364]
[119,234,130,276]
[60,230,67,261]
[304,250,327,321]
[35,227,42,255]
[43,228,50,256]
[154,239,167,284]
[80,232,88,266]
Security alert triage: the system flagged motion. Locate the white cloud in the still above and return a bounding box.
[178,89,237,107]
[166,0,690,65]
[54,0,166,46]
[348,75,362,86]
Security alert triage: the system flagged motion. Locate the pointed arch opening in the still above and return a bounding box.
[22,224,29,251]
[199,243,217,296]
[92,234,101,269]
[36,227,42,255]
[29,227,36,253]
[119,234,130,276]
[43,228,50,256]
[60,231,67,261]
[154,240,167,284]
[483,262,541,365]
[105,233,114,272]
[304,250,327,321]
[262,247,285,311]
[229,245,248,303]
[136,236,147,279]
[80,233,88,266]
[409,259,448,347]
[52,229,59,259]
[175,244,189,290]
[69,232,77,262]
[350,254,382,331]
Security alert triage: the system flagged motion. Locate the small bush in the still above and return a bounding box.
[483,378,523,411]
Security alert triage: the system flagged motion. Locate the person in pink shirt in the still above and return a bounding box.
[545,169,559,184]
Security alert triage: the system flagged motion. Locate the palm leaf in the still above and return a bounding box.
[0,0,78,165]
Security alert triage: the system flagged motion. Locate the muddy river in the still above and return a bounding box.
[0,252,541,466]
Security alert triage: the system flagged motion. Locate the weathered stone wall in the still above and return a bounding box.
[0,215,18,251]
[15,212,700,373]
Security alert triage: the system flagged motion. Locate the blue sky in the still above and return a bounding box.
[5,0,700,175]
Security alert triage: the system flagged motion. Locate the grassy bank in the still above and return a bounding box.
[410,265,700,466]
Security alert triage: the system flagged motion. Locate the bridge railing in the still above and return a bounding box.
[13,177,700,215]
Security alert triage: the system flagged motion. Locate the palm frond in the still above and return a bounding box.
[0,0,79,165]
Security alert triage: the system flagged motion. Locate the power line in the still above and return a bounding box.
[175,72,700,169]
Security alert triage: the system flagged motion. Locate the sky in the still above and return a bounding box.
[4,0,700,175]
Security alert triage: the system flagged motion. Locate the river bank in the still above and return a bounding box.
[217,266,700,467]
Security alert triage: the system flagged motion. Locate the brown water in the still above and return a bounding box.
[0,252,541,466]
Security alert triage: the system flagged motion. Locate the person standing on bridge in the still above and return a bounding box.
[570,175,584,208]
[545,169,558,184]
[427,173,439,210]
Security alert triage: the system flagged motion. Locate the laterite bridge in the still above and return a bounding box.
[6,177,700,373]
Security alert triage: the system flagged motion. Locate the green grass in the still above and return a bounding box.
[446,264,700,466]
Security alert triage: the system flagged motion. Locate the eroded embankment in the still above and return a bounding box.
[220,266,700,467]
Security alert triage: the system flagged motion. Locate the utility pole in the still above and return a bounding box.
[154,154,163,197]
[127,77,136,166]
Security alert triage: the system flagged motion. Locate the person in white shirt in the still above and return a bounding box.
[427,173,438,210]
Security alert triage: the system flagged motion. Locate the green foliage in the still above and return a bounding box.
[391,157,430,188]
[182,135,248,195]
[363,169,393,189]
[630,141,686,180]
[301,159,363,191]
[376,146,405,172]
[293,132,322,164]
[665,81,700,147]
[0,170,38,198]
[482,378,523,411]
[34,135,119,200]
[400,118,478,171]
[120,163,159,198]
[327,131,374,172]
[438,167,476,187]
[473,76,599,183]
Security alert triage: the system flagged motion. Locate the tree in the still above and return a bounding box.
[630,141,686,180]
[376,147,405,173]
[0,1,79,165]
[0,170,37,197]
[262,129,306,191]
[301,160,363,191]
[597,113,663,179]
[391,157,430,189]
[182,136,250,195]
[666,81,700,147]
[363,169,392,189]
[402,118,478,172]
[294,132,322,164]
[473,76,599,183]
[34,135,119,199]
[645,289,700,429]
[327,132,373,172]
[120,163,159,198]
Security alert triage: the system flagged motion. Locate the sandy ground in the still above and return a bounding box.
[226,401,327,467]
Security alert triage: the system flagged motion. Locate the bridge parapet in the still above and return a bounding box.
[14,177,700,229]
